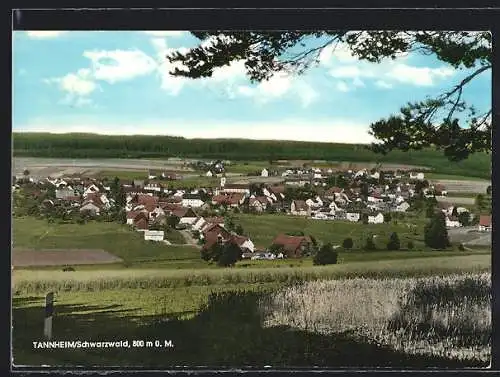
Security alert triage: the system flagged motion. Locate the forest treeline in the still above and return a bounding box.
[13,133,491,179]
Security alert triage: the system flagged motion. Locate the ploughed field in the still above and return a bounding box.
[12,248,123,267]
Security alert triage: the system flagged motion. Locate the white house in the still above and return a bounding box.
[305,198,322,209]
[367,196,384,203]
[192,217,207,231]
[261,168,269,177]
[410,172,425,180]
[55,179,68,189]
[446,216,461,228]
[144,182,162,192]
[206,170,213,177]
[370,171,380,180]
[238,238,255,253]
[181,194,205,208]
[149,206,165,219]
[368,213,384,224]
[83,184,100,198]
[395,201,411,212]
[354,169,366,178]
[329,201,340,211]
[312,213,328,220]
[144,230,164,242]
[346,212,361,222]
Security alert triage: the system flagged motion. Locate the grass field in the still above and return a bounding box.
[95,170,149,180]
[12,217,200,264]
[13,216,490,271]
[234,213,429,249]
[425,173,490,181]
[227,162,270,174]
[94,170,221,188]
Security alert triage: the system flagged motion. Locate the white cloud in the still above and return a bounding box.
[83,49,157,83]
[44,68,98,107]
[375,80,393,89]
[45,70,97,96]
[142,31,186,37]
[18,118,376,144]
[319,42,358,66]
[296,82,319,107]
[25,31,68,38]
[330,59,456,89]
[236,72,318,107]
[387,64,455,86]
[330,66,372,79]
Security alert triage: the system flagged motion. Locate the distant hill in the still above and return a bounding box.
[12,132,491,179]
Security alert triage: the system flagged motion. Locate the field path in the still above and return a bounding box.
[179,230,200,249]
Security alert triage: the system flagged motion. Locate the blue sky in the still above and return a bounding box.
[12,31,491,144]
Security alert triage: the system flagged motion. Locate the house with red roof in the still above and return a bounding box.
[270,234,313,258]
[479,215,491,232]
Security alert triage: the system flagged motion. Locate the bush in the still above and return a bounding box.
[313,243,338,265]
[407,241,415,250]
[387,232,401,251]
[364,235,377,251]
[342,237,353,250]
[458,243,466,251]
[62,266,75,272]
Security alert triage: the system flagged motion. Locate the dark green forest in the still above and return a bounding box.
[12,133,491,179]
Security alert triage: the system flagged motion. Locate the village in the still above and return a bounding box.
[12,160,492,262]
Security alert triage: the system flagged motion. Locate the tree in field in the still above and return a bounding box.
[313,243,338,265]
[407,240,415,250]
[218,242,242,267]
[167,215,180,228]
[360,182,369,198]
[387,232,401,251]
[458,211,471,226]
[235,224,244,235]
[486,185,492,196]
[361,213,369,225]
[23,169,30,177]
[110,176,125,209]
[383,212,392,223]
[364,234,377,251]
[475,194,486,211]
[168,31,491,161]
[336,175,348,189]
[425,198,438,218]
[224,216,235,232]
[451,206,458,217]
[424,211,451,249]
[414,179,429,194]
[342,237,353,250]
